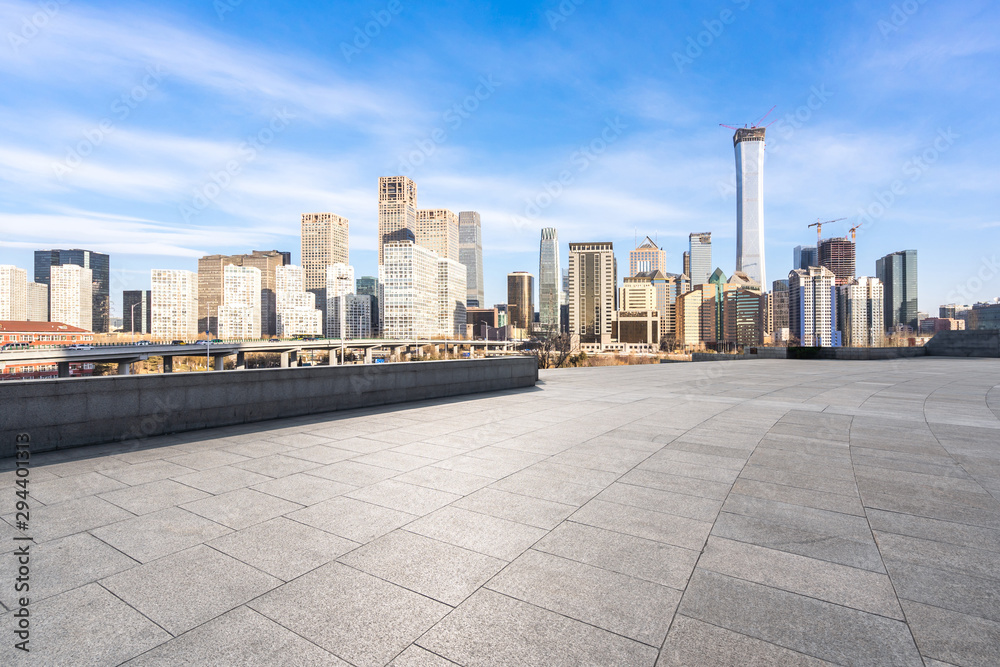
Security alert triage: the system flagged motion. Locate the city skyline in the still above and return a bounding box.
[0,2,995,313]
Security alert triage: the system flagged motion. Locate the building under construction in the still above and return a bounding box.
[818,237,855,286]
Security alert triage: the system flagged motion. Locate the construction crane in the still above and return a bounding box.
[808,218,846,245]
[719,106,778,132]
[846,222,863,242]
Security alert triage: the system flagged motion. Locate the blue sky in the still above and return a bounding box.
[1,0,998,316]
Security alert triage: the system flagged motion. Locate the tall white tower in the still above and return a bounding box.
[734,127,766,288]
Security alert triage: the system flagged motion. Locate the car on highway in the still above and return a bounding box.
[170,340,186,345]
[134,340,153,346]
[66,344,94,350]
[0,343,30,351]
[268,338,281,343]
[195,340,210,345]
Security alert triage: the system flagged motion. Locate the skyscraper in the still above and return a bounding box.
[356,276,380,334]
[789,266,839,347]
[818,237,856,285]
[301,213,350,327]
[459,211,484,308]
[380,241,438,339]
[218,265,262,340]
[34,249,110,332]
[793,245,818,270]
[838,277,885,347]
[378,176,417,265]
[50,265,93,330]
[689,233,712,285]
[151,269,199,340]
[27,283,48,322]
[507,272,534,333]
[198,250,288,336]
[123,290,152,335]
[539,228,560,333]
[438,258,467,337]
[275,265,322,338]
[876,250,919,330]
[568,242,617,345]
[683,251,691,278]
[0,265,27,320]
[733,127,766,287]
[771,278,790,336]
[326,263,355,339]
[629,237,666,276]
[416,208,460,262]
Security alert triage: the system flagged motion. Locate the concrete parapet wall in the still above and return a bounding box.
[0,358,538,457]
[925,330,1000,358]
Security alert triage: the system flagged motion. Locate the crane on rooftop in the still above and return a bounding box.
[847,222,863,242]
[808,218,846,245]
[720,106,778,131]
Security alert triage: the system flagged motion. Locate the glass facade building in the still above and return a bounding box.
[689,233,712,285]
[734,127,766,288]
[458,211,484,308]
[876,250,918,330]
[538,228,560,334]
[34,249,110,332]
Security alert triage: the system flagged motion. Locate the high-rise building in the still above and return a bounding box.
[438,258,467,337]
[722,289,765,346]
[507,272,534,333]
[818,237,856,286]
[50,265,93,330]
[326,264,355,339]
[568,242,617,345]
[689,233,712,285]
[301,213,350,327]
[380,242,438,339]
[356,276,380,334]
[733,127,766,287]
[342,295,373,339]
[793,245,818,270]
[676,286,718,347]
[615,272,661,346]
[34,249,109,332]
[123,290,152,335]
[275,265,322,338]
[416,208,459,263]
[660,272,691,339]
[378,176,418,265]
[539,228,560,333]
[218,265,262,340]
[837,277,884,347]
[771,278,790,334]
[151,269,198,340]
[876,250,918,331]
[459,211,484,308]
[789,266,839,347]
[198,250,287,336]
[629,236,666,276]
[27,282,48,322]
[682,251,691,278]
[0,265,28,321]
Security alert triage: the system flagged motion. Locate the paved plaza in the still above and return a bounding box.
[3,358,1000,666]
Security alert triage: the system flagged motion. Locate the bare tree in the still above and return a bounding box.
[530,326,573,369]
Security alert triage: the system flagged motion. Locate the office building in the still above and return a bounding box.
[939,304,969,320]
[301,214,349,326]
[380,242,438,339]
[630,237,666,276]
[568,242,617,345]
[326,264,356,339]
[356,276,380,334]
[689,233,712,285]
[818,237,856,285]
[416,208,460,263]
[722,288,765,346]
[123,290,152,335]
[459,211,484,308]
[794,245,818,270]
[789,266,839,347]
[151,269,198,340]
[198,250,287,336]
[682,251,691,278]
[968,301,1000,331]
[538,228,561,333]
[27,282,48,322]
[49,264,92,330]
[729,270,762,294]
[34,249,109,332]
[438,258,467,337]
[615,273,661,346]
[218,265,262,340]
[507,271,534,334]
[876,250,919,330]
[342,294,373,339]
[676,286,718,348]
[378,176,418,265]
[733,127,767,287]
[0,265,28,321]
[837,277,885,347]
[275,265,322,338]
[771,278,790,336]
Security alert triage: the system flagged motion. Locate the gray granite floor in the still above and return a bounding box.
[3,358,1000,666]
